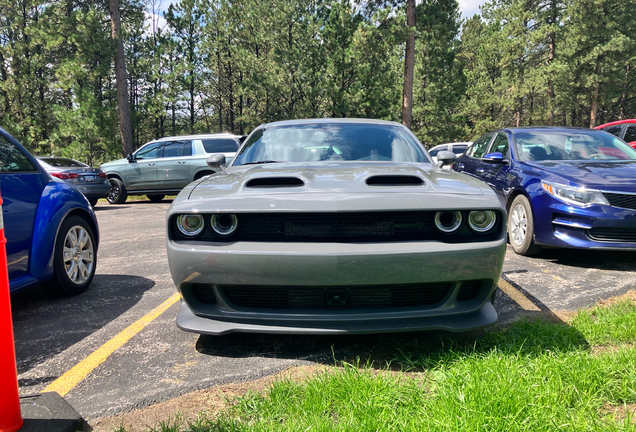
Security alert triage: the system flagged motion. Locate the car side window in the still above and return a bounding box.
[428,145,447,157]
[452,145,468,155]
[0,135,38,173]
[623,126,636,143]
[467,133,493,158]
[202,138,239,153]
[135,142,162,159]
[489,133,509,156]
[161,141,189,158]
[605,125,623,137]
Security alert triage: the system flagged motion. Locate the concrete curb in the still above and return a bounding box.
[19,392,89,432]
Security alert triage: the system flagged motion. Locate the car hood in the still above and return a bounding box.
[523,160,636,191]
[189,162,486,197]
[100,158,127,169]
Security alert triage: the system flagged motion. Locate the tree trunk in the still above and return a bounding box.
[546,30,555,126]
[589,62,602,128]
[109,0,134,156]
[401,0,415,129]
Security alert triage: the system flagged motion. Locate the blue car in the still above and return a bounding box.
[451,127,636,255]
[0,127,99,295]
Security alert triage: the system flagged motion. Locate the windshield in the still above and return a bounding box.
[514,130,636,162]
[232,123,428,166]
[38,157,88,167]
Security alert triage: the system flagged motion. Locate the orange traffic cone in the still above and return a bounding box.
[0,190,23,432]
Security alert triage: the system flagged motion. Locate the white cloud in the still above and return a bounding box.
[458,0,486,18]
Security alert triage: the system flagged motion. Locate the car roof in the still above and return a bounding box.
[497,126,601,134]
[261,118,404,128]
[594,119,636,129]
[151,133,241,142]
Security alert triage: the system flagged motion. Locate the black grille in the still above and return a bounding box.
[366,175,424,186]
[588,228,636,242]
[457,280,481,302]
[603,192,636,211]
[192,285,218,304]
[246,177,304,188]
[235,212,435,242]
[219,283,452,309]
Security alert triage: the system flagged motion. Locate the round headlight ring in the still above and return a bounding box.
[468,210,497,233]
[434,211,463,234]
[176,214,205,237]
[210,214,239,237]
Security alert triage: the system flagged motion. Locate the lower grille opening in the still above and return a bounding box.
[191,284,218,304]
[457,280,481,302]
[219,283,452,310]
[588,228,636,242]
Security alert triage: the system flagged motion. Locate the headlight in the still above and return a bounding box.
[468,211,497,233]
[434,211,463,234]
[176,214,205,237]
[541,181,609,207]
[210,214,238,236]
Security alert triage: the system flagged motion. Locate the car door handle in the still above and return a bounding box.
[147,163,155,167]
[458,163,464,170]
[177,161,186,164]
[476,167,484,173]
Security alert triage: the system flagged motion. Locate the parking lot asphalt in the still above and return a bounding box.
[10,200,636,422]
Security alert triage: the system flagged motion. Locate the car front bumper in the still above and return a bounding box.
[532,195,636,250]
[167,239,506,335]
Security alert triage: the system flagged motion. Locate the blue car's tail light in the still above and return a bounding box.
[210,214,239,236]
[434,211,463,234]
[468,210,497,233]
[542,181,610,207]
[176,214,205,237]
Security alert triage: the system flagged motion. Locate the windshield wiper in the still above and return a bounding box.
[241,160,282,165]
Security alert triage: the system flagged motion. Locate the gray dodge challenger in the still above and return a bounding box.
[166,119,506,335]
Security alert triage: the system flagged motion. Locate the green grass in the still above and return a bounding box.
[116,298,636,432]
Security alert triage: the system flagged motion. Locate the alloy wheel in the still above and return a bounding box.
[510,204,527,246]
[62,225,94,285]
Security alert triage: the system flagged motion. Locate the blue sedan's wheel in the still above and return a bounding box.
[45,216,97,296]
[508,195,541,256]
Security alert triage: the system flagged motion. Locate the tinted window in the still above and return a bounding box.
[161,141,189,158]
[623,126,636,143]
[135,142,162,159]
[428,145,447,157]
[467,134,493,158]
[489,133,509,155]
[233,123,427,165]
[202,138,239,153]
[0,135,38,173]
[39,157,88,167]
[452,145,468,155]
[604,125,623,137]
[514,130,636,161]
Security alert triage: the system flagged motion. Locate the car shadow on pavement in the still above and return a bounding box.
[533,248,636,271]
[11,274,155,378]
[93,205,130,211]
[195,287,587,372]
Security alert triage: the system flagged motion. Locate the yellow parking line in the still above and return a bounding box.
[498,278,540,312]
[8,255,28,266]
[44,293,181,396]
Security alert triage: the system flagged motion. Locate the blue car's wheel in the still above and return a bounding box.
[508,195,541,256]
[45,216,97,296]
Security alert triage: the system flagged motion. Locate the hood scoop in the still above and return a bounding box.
[245,177,305,188]
[366,175,425,186]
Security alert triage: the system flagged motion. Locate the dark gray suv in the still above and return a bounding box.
[101,133,243,204]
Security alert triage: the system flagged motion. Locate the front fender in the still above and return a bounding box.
[30,180,99,281]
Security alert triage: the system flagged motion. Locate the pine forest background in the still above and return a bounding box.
[1,0,635,165]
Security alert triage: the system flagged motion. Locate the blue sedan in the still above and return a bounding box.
[0,127,99,295]
[451,127,636,255]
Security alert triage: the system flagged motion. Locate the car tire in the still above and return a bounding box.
[107,178,127,204]
[88,198,99,207]
[44,216,97,296]
[508,195,541,256]
[147,194,165,203]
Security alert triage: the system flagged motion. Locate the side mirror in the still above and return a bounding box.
[482,152,505,163]
[436,150,457,167]
[126,153,134,162]
[207,154,226,172]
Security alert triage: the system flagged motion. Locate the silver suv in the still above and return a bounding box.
[101,133,243,204]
